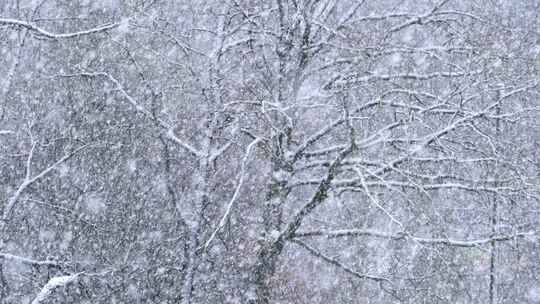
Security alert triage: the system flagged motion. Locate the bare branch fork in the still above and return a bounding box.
[277,108,357,244]
[2,143,91,222]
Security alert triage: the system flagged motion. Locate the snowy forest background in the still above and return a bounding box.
[1,0,540,303]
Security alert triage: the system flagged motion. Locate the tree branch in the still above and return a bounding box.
[0,18,121,39]
[203,137,261,250]
[291,239,390,283]
[0,253,61,268]
[2,144,90,222]
[294,229,537,248]
[31,272,83,304]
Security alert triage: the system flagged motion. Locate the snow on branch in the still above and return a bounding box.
[0,253,61,268]
[203,137,261,250]
[31,272,83,304]
[2,144,90,222]
[279,136,356,242]
[292,239,390,283]
[58,72,203,158]
[293,106,402,162]
[0,18,121,39]
[293,117,345,162]
[0,130,15,135]
[294,229,537,248]
[102,71,203,157]
[325,71,481,90]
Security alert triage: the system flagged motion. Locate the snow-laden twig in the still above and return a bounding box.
[203,137,261,250]
[293,117,345,162]
[2,144,90,222]
[279,131,356,241]
[0,18,121,39]
[208,142,233,164]
[0,130,15,135]
[387,0,450,34]
[326,71,481,89]
[350,12,412,23]
[31,272,83,304]
[0,253,60,268]
[355,167,404,229]
[294,229,537,248]
[292,239,390,283]
[164,129,203,158]
[58,72,204,158]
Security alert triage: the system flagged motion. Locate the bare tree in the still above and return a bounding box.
[1,0,539,303]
